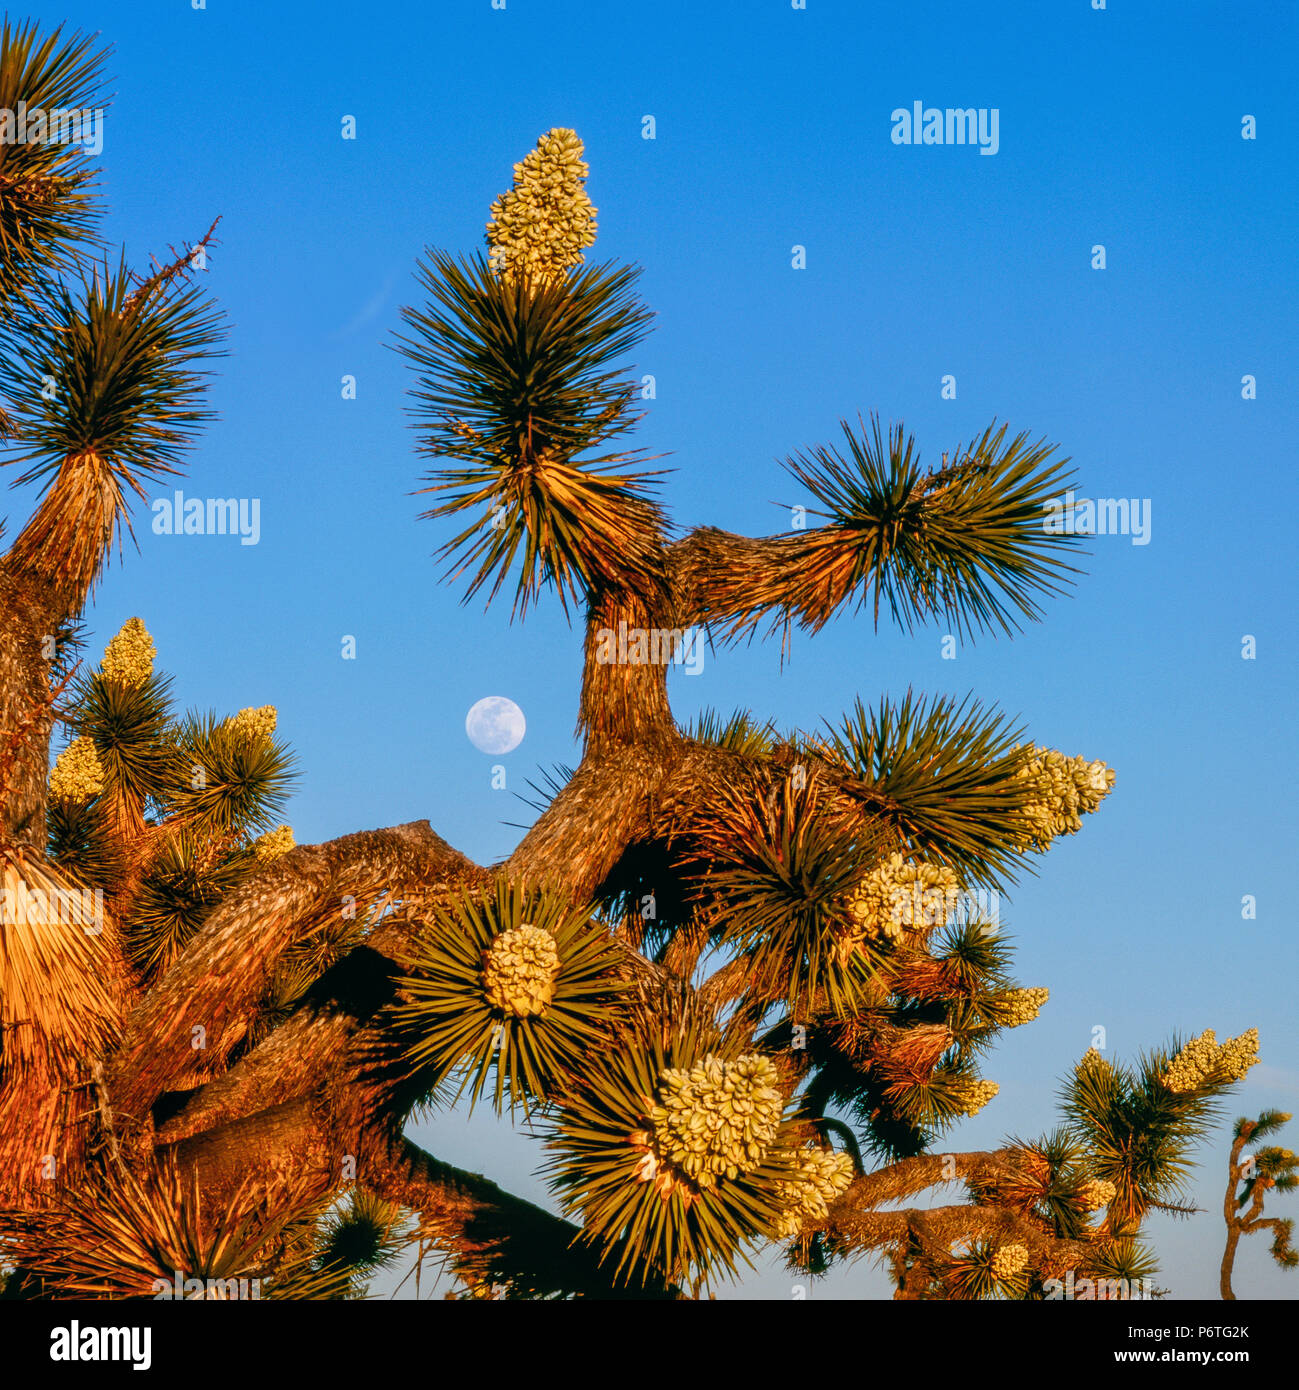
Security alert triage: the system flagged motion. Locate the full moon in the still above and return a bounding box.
[465,696,526,755]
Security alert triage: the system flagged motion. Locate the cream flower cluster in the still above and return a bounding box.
[1161,1028,1260,1094]
[49,736,104,802]
[1078,1178,1117,1212]
[650,1053,784,1190]
[1014,746,1115,851]
[990,1243,1029,1279]
[251,824,295,863]
[485,128,598,282]
[1077,1047,1112,1076]
[842,852,960,946]
[995,987,1050,1028]
[772,1147,855,1238]
[229,705,277,743]
[100,617,155,687]
[952,1078,1000,1118]
[482,923,561,1017]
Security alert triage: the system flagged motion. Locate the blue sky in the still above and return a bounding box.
[16,0,1298,1298]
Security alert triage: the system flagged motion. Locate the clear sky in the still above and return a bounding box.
[16,0,1298,1299]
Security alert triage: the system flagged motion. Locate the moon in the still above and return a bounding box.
[465,696,526,755]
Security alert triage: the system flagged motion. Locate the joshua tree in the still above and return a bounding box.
[0,22,1270,1299]
[1219,1110,1297,1300]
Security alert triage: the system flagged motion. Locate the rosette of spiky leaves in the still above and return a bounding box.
[1234,1108,1293,1149]
[1061,1039,1241,1233]
[787,916,1015,1164]
[926,914,1015,996]
[922,918,1025,1052]
[941,1240,1033,1300]
[872,1044,1001,1135]
[63,665,180,811]
[590,837,696,960]
[310,1189,408,1299]
[542,1014,809,1290]
[124,829,255,978]
[797,1036,934,1165]
[0,252,224,608]
[683,707,781,759]
[684,772,891,1017]
[0,1153,343,1299]
[820,690,1044,891]
[0,19,107,308]
[46,793,128,897]
[395,250,668,617]
[278,904,367,981]
[765,415,1079,642]
[164,711,295,838]
[388,880,629,1115]
[1044,1234,1167,1295]
[966,1130,1104,1241]
[1081,1236,1163,1296]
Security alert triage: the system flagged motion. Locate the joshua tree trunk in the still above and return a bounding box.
[0,569,61,848]
[1220,1225,1241,1300]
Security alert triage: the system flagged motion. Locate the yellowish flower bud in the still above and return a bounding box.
[49,737,104,803]
[1161,1028,1260,1093]
[485,128,598,284]
[951,1078,999,1118]
[839,852,961,950]
[100,617,156,687]
[995,986,1049,1028]
[990,1243,1029,1279]
[1078,1178,1117,1211]
[1013,744,1115,851]
[482,923,561,1017]
[772,1146,855,1237]
[649,1053,783,1188]
[251,824,294,863]
[229,705,277,742]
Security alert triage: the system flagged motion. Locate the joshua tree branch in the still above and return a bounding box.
[836,1148,1031,1210]
[363,1136,678,1299]
[668,525,847,644]
[109,820,483,1124]
[819,1200,1094,1284]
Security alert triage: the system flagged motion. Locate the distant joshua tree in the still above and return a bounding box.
[0,22,1268,1299]
[1219,1110,1296,1299]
